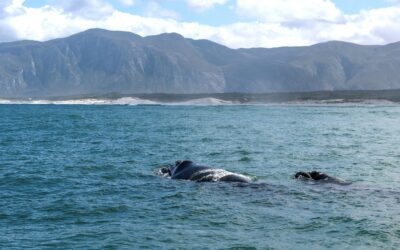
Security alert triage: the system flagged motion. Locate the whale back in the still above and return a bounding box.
[295,171,351,185]
[295,172,311,179]
[171,160,210,180]
[310,171,329,180]
[172,160,193,175]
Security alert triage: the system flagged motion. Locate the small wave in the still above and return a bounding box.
[107,97,158,105]
[235,150,251,156]
[172,97,234,105]
[0,97,158,105]
[51,99,108,105]
[355,99,397,105]
[239,156,252,162]
[0,98,13,104]
[284,99,398,106]
[1,97,398,106]
[50,97,159,105]
[0,97,234,106]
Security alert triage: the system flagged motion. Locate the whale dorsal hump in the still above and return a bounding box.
[174,160,193,174]
[310,171,329,180]
[295,171,311,179]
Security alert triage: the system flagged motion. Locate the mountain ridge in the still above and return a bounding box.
[1,28,399,97]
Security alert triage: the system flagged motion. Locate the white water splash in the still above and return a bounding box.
[284,99,398,106]
[1,97,397,106]
[190,169,251,182]
[175,98,235,105]
[0,97,158,105]
[0,97,235,106]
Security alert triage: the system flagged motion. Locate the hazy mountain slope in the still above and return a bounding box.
[235,41,400,92]
[0,29,399,97]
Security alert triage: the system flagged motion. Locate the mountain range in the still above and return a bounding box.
[1,28,400,98]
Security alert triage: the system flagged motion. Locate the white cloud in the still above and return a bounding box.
[387,0,400,4]
[144,1,179,19]
[235,0,344,23]
[186,0,229,11]
[0,0,25,17]
[119,0,135,6]
[49,0,114,19]
[1,0,400,49]
[345,7,400,44]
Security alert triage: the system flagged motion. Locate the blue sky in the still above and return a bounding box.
[334,0,393,13]
[2,0,400,48]
[23,0,394,24]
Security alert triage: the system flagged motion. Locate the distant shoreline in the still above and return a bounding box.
[1,89,400,104]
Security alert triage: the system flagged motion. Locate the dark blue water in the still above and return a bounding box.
[1,104,400,249]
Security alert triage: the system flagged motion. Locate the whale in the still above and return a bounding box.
[294,171,351,185]
[160,160,251,183]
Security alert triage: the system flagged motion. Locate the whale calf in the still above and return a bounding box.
[161,160,252,183]
[294,171,351,185]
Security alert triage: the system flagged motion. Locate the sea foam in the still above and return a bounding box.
[173,97,234,105]
[0,97,397,106]
[0,97,235,105]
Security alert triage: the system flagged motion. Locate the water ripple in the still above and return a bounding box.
[1,105,400,249]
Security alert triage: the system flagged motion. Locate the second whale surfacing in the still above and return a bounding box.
[294,171,351,185]
[160,160,252,183]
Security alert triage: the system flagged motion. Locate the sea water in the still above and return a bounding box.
[1,104,400,249]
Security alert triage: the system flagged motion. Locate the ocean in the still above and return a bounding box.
[1,102,400,249]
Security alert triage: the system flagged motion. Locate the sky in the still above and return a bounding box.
[1,0,400,48]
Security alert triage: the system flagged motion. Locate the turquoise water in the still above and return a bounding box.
[1,104,400,249]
